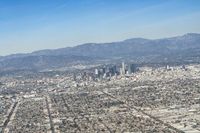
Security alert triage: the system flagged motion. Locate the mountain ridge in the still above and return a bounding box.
[1,33,199,57]
[0,33,200,71]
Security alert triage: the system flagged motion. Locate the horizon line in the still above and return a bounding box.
[1,32,199,57]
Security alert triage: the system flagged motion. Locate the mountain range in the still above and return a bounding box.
[0,33,200,71]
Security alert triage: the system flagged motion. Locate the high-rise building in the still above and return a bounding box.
[102,67,106,74]
[165,65,171,70]
[122,62,126,75]
[120,68,123,75]
[113,65,117,74]
[95,69,99,75]
[109,65,117,76]
[128,64,136,74]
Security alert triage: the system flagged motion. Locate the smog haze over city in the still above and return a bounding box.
[0,0,200,133]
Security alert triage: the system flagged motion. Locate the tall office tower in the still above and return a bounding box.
[105,67,110,74]
[95,69,99,75]
[128,64,136,74]
[120,68,123,75]
[109,66,116,76]
[166,65,171,70]
[95,69,99,79]
[112,65,117,75]
[102,67,106,74]
[99,68,103,75]
[122,62,126,75]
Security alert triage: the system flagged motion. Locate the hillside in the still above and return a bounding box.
[0,33,200,71]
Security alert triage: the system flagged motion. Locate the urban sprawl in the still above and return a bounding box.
[0,62,200,133]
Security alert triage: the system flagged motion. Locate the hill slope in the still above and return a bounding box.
[0,33,200,71]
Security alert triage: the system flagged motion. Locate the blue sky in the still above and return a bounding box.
[0,0,200,55]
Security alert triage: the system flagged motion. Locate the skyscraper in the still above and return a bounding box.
[122,62,126,75]
[95,69,99,75]
[128,64,136,74]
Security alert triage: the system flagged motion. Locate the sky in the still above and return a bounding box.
[0,0,200,56]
